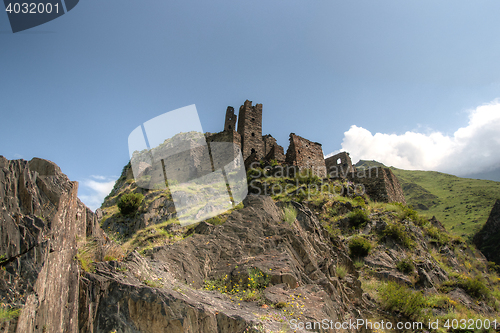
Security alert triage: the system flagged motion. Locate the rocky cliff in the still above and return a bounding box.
[474,199,500,266]
[0,157,103,333]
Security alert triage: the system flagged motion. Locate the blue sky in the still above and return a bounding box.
[2,0,500,210]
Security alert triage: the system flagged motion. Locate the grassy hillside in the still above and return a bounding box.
[356,160,500,238]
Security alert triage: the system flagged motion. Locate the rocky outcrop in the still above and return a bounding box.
[473,199,500,265]
[79,195,369,332]
[0,157,103,333]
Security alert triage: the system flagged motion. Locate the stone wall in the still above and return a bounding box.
[237,100,264,161]
[325,152,355,178]
[265,145,286,164]
[348,167,406,204]
[262,134,285,163]
[206,130,243,171]
[285,133,326,178]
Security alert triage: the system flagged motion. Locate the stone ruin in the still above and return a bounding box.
[156,99,407,204]
[285,133,326,178]
[208,100,326,177]
[325,151,355,177]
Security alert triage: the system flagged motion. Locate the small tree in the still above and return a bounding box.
[117,193,144,215]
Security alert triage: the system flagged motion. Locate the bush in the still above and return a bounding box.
[396,258,415,274]
[352,196,367,209]
[349,236,372,257]
[117,193,144,215]
[348,209,369,228]
[382,223,415,248]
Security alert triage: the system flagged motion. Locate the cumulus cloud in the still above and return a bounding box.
[78,177,116,211]
[328,100,500,176]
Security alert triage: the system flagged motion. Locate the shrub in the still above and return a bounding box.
[348,209,369,228]
[396,258,415,274]
[349,236,372,257]
[352,196,366,209]
[117,193,144,215]
[283,204,298,225]
[382,223,415,248]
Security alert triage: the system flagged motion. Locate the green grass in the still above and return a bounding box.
[378,281,427,321]
[282,204,298,225]
[391,166,500,237]
[0,307,20,323]
[382,223,415,248]
[441,275,490,300]
[356,160,500,238]
[121,218,181,254]
[143,279,163,288]
[336,264,348,279]
[76,239,97,273]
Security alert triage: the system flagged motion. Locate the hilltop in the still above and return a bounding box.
[356,160,500,238]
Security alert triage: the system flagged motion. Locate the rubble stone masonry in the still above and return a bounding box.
[285,133,327,178]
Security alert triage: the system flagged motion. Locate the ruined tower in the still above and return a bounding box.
[237,100,264,160]
[325,152,355,178]
[224,106,237,132]
[285,133,327,178]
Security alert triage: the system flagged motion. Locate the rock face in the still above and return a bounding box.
[0,156,103,333]
[474,199,500,265]
[3,155,498,332]
[79,195,368,332]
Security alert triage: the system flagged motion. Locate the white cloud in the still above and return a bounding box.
[329,100,500,176]
[90,175,108,180]
[78,177,116,211]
